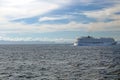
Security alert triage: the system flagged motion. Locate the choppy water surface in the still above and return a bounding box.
[0,44,120,80]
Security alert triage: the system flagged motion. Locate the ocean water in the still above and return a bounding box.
[0,44,120,80]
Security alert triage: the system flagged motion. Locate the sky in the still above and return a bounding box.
[0,0,120,43]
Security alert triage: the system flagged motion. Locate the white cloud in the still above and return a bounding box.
[83,4,120,21]
[82,3,120,32]
[0,19,120,35]
[88,20,120,31]
[1,0,103,22]
[39,15,71,22]
[0,0,120,41]
[0,19,120,41]
[0,21,87,34]
[0,0,71,21]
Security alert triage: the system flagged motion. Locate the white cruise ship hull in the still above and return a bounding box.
[74,42,117,46]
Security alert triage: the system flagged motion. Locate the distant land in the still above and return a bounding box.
[0,40,54,44]
[0,40,119,45]
[0,40,71,44]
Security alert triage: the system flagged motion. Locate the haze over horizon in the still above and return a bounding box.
[0,0,120,43]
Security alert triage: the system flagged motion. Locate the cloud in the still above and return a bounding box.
[0,21,87,34]
[83,4,120,21]
[0,19,120,42]
[39,15,71,22]
[1,19,120,41]
[0,0,71,21]
[79,0,120,32]
[88,20,120,31]
[1,19,120,35]
[0,0,120,41]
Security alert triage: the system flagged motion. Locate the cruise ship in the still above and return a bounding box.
[74,36,117,46]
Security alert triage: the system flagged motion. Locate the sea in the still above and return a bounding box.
[0,44,120,80]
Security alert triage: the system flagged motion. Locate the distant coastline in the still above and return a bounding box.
[0,41,54,44]
[0,40,119,45]
[0,40,71,44]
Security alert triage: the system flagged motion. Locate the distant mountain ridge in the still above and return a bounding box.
[0,40,55,44]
